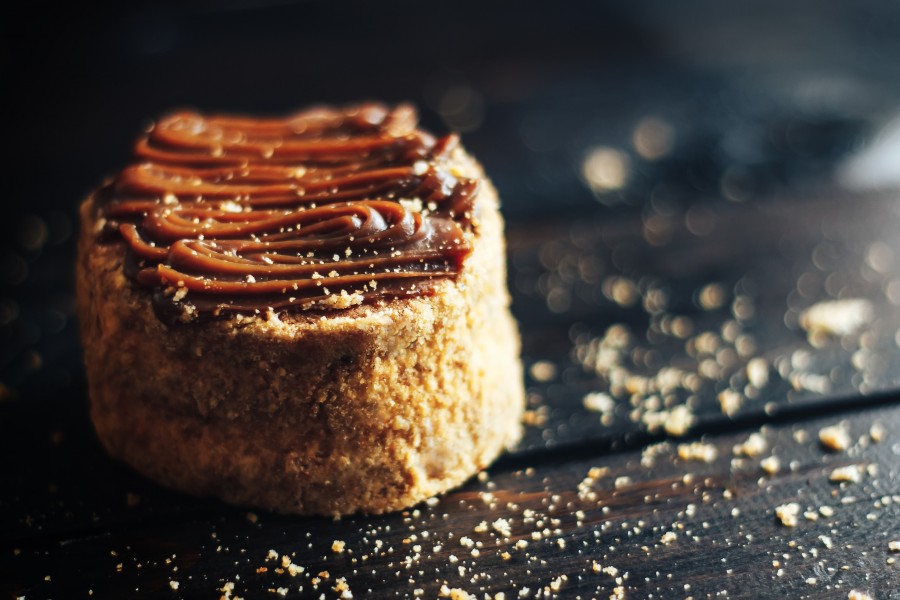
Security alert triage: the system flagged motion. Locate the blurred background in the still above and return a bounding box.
[4,0,900,399]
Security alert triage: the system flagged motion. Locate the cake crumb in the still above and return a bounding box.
[664,405,693,436]
[819,424,852,451]
[677,441,718,463]
[800,298,873,338]
[660,531,677,545]
[583,391,614,414]
[333,577,352,599]
[760,456,781,475]
[888,541,900,552]
[848,590,874,600]
[169,580,179,591]
[775,502,801,527]
[830,464,863,484]
[492,518,512,537]
[529,360,557,382]
[331,540,346,553]
[746,357,769,388]
[734,432,767,457]
[399,198,423,213]
[439,585,474,600]
[718,389,743,416]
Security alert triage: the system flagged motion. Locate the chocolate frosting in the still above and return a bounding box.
[95,104,478,323]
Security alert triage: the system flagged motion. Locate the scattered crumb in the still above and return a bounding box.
[331,540,346,554]
[775,502,801,527]
[819,424,852,452]
[848,590,874,600]
[664,404,694,436]
[718,389,743,416]
[491,518,512,537]
[734,432,767,457]
[583,391,615,415]
[529,361,557,382]
[746,357,769,388]
[333,577,353,599]
[169,580,179,591]
[439,585,474,600]
[800,298,873,338]
[760,455,781,475]
[614,476,633,489]
[399,198,423,213]
[830,464,864,484]
[677,441,718,463]
[888,541,900,552]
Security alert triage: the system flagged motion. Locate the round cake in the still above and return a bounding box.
[76,103,524,515]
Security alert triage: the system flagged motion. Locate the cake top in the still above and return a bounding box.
[95,104,479,323]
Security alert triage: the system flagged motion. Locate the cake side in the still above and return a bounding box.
[77,131,523,514]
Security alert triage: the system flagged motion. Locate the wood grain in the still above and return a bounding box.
[511,192,900,452]
[3,398,898,598]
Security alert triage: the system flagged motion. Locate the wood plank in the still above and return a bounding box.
[511,192,900,452]
[3,397,898,598]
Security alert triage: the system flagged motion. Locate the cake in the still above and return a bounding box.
[76,103,524,515]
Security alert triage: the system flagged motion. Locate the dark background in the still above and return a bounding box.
[3,0,900,395]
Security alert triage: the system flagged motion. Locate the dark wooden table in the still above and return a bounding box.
[3,192,900,599]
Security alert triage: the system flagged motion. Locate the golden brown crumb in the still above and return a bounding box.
[760,456,781,475]
[718,389,743,416]
[746,357,769,388]
[439,585,475,600]
[529,360,557,382]
[677,442,718,463]
[819,423,852,451]
[775,502,801,527]
[734,432,767,457]
[830,464,864,483]
[663,405,694,436]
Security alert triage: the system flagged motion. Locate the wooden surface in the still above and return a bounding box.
[3,193,900,599]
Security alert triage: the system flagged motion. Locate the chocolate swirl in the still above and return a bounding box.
[96,104,479,323]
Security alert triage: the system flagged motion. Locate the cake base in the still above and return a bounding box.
[77,174,523,515]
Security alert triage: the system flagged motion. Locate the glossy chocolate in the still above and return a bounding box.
[95,104,478,322]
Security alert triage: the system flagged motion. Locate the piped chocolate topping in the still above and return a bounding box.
[95,104,478,323]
